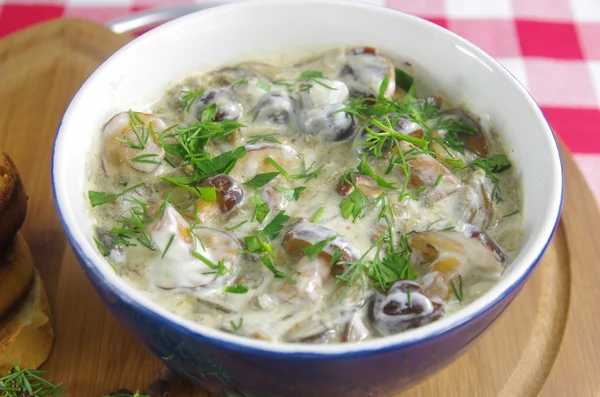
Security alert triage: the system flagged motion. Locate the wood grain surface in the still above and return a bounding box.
[0,19,598,397]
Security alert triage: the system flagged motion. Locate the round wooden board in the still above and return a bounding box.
[0,18,599,397]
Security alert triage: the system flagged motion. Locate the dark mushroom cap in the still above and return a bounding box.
[253,91,296,126]
[202,174,244,213]
[440,108,488,157]
[371,280,443,335]
[189,89,242,122]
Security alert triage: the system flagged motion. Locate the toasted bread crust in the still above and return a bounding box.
[0,152,27,249]
[0,233,34,318]
[0,268,54,373]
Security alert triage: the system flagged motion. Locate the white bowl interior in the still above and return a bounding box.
[53,0,562,355]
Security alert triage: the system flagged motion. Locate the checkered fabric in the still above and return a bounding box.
[1,0,599,202]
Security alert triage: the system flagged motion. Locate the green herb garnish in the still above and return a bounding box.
[260,256,295,283]
[88,182,145,207]
[356,153,396,188]
[0,365,65,397]
[246,133,280,144]
[259,210,290,241]
[230,318,243,331]
[191,250,228,276]
[161,234,175,260]
[274,186,307,201]
[312,206,325,223]
[256,80,271,92]
[225,220,248,231]
[250,194,270,223]
[450,274,464,303]
[300,236,337,260]
[244,172,280,189]
[181,89,205,111]
[226,285,249,294]
[503,210,520,218]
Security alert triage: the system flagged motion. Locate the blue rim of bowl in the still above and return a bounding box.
[51,0,564,359]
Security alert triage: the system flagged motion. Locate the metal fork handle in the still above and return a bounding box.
[106,4,221,34]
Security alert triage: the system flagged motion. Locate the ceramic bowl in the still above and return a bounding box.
[52,1,563,396]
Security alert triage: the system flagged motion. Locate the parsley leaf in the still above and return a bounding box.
[259,210,291,241]
[196,146,247,178]
[244,172,280,189]
[162,177,216,201]
[274,186,307,201]
[394,67,415,93]
[340,185,368,222]
[300,236,337,260]
[356,154,396,188]
[250,194,270,223]
[260,256,295,283]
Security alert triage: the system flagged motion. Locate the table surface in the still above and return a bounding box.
[1,0,599,203]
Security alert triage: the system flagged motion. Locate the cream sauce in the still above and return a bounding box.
[87,47,523,344]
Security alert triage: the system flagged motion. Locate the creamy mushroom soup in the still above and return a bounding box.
[87,47,522,343]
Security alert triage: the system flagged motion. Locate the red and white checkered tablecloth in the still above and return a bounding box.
[2,0,600,203]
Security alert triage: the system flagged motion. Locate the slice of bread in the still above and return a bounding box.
[0,233,34,318]
[0,151,27,250]
[0,267,54,374]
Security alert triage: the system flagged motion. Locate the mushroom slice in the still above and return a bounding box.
[283,223,360,275]
[298,78,349,108]
[298,103,356,142]
[440,108,488,157]
[337,173,383,199]
[259,180,289,212]
[289,255,333,302]
[284,318,339,343]
[409,224,506,301]
[187,89,243,122]
[342,310,370,342]
[338,47,396,99]
[229,144,303,182]
[101,111,167,176]
[371,280,444,335]
[186,174,245,224]
[457,169,494,230]
[252,91,296,127]
[403,147,461,204]
[147,203,241,289]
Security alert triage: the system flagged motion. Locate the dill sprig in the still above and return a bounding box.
[0,365,65,397]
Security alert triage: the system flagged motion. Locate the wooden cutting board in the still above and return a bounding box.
[1,18,599,397]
